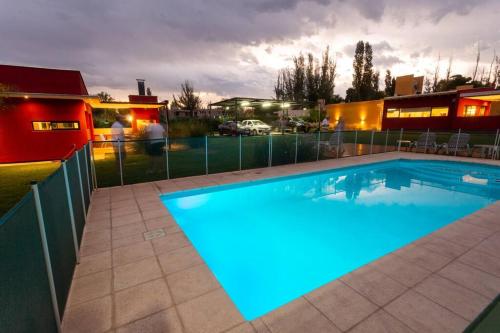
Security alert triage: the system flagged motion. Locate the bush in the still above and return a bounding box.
[168,119,221,138]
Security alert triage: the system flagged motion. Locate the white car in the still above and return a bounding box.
[241,119,271,135]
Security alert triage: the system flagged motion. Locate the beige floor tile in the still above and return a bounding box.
[152,232,190,255]
[111,205,140,219]
[349,310,415,333]
[115,307,182,333]
[305,280,377,331]
[114,256,162,291]
[177,289,245,333]
[414,274,490,321]
[142,208,170,221]
[84,220,111,233]
[474,233,500,259]
[112,222,146,240]
[417,235,468,259]
[74,250,111,277]
[251,318,271,333]
[262,297,340,333]
[158,245,204,275]
[226,322,256,333]
[340,266,407,306]
[70,270,112,305]
[111,212,143,228]
[371,254,431,287]
[80,240,112,257]
[394,244,453,272]
[438,261,500,298]
[144,215,177,231]
[458,249,500,278]
[83,229,111,246]
[112,241,155,266]
[435,222,491,248]
[111,199,137,209]
[461,213,500,231]
[114,278,173,327]
[62,296,112,333]
[167,264,220,304]
[112,234,146,249]
[385,290,468,333]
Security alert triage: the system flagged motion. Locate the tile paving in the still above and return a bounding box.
[62,152,500,332]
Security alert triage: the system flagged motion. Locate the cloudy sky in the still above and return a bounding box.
[1,0,499,104]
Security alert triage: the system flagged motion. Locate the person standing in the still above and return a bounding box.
[111,114,126,171]
[321,116,330,130]
[145,116,166,174]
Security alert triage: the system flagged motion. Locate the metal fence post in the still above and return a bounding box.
[76,150,88,219]
[83,145,92,201]
[268,133,272,167]
[384,129,389,153]
[294,132,298,164]
[165,137,170,179]
[205,136,209,175]
[398,128,403,152]
[455,128,461,157]
[31,182,62,333]
[316,131,321,161]
[118,140,124,186]
[336,131,341,159]
[369,130,374,155]
[354,130,358,156]
[89,140,98,189]
[424,128,430,154]
[239,134,242,171]
[493,129,499,160]
[62,161,80,264]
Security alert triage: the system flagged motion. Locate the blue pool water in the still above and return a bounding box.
[162,159,500,320]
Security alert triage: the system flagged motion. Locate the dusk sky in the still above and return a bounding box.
[1,0,499,104]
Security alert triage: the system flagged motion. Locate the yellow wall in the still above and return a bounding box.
[326,99,383,130]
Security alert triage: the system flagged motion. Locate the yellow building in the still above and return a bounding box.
[326,99,383,130]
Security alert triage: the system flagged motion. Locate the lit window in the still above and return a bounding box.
[399,107,431,118]
[32,121,80,131]
[386,108,399,118]
[431,107,449,117]
[464,106,477,117]
[32,122,52,131]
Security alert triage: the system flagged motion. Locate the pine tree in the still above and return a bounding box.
[351,41,365,101]
[172,81,202,117]
[292,54,306,102]
[361,42,374,100]
[384,70,396,96]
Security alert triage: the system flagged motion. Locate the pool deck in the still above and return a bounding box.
[62,152,500,333]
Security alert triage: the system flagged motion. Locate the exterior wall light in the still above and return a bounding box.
[262,102,272,108]
[241,101,250,106]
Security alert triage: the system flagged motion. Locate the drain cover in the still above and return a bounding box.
[143,228,166,241]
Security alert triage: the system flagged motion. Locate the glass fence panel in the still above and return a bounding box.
[341,131,357,157]
[469,132,498,159]
[385,130,401,153]
[38,168,76,316]
[354,131,373,156]
[122,140,167,184]
[78,149,91,211]
[271,134,296,166]
[208,136,239,174]
[296,132,318,163]
[66,156,85,245]
[241,135,269,169]
[168,137,206,178]
[371,131,387,154]
[92,140,122,187]
[0,192,58,332]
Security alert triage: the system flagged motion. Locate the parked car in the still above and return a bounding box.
[241,119,271,135]
[286,117,313,132]
[218,121,250,136]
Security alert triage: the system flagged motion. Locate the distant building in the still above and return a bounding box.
[394,74,424,96]
[327,100,383,130]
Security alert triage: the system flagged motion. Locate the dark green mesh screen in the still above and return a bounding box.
[271,134,296,166]
[0,192,58,332]
[207,136,239,174]
[241,135,269,169]
[38,169,76,317]
[296,133,318,163]
[168,137,206,178]
[122,140,167,184]
[66,156,86,245]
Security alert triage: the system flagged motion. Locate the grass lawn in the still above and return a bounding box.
[0,161,60,217]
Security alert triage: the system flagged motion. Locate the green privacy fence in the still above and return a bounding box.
[0,144,93,333]
[91,129,499,188]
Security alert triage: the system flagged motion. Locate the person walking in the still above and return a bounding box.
[111,114,126,171]
[145,116,165,174]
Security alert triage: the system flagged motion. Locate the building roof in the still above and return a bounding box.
[0,64,88,95]
[384,90,457,101]
[209,97,299,108]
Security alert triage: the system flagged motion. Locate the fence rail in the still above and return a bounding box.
[0,144,93,333]
[90,129,500,187]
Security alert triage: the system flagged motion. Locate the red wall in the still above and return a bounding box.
[128,95,159,131]
[456,98,491,117]
[382,94,456,130]
[0,98,90,163]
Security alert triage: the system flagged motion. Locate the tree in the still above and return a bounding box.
[384,70,396,96]
[292,54,306,102]
[424,77,432,94]
[172,81,202,117]
[486,50,496,86]
[360,42,374,99]
[472,43,480,82]
[305,53,319,103]
[345,40,381,102]
[432,54,441,92]
[350,41,365,101]
[97,91,114,102]
[445,57,453,83]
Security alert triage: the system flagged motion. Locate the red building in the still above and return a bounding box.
[0,65,165,163]
[382,88,500,131]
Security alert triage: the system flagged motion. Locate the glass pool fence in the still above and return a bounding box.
[90,129,500,187]
[0,144,94,333]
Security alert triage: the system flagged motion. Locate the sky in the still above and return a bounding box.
[1,0,499,105]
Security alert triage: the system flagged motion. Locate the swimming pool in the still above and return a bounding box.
[162,159,500,320]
